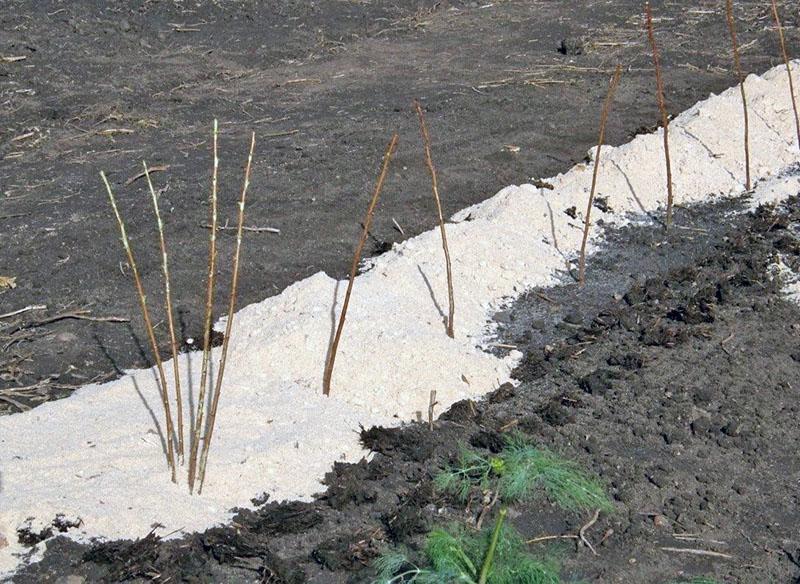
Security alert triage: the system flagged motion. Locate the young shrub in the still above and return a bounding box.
[144,162,185,461]
[724,0,752,191]
[415,100,456,338]
[196,131,257,494]
[645,2,675,228]
[578,64,623,287]
[322,133,399,396]
[188,118,221,492]
[770,0,800,150]
[102,121,257,491]
[101,171,178,482]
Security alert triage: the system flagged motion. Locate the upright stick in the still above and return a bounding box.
[144,162,184,461]
[645,2,675,228]
[578,65,623,288]
[725,0,752,191]
[101,171,177,482]
[322,134,399,396]
[189,119,220,492]
[197,132,256,493]
[415,101,456,338]
[770,0,800,150]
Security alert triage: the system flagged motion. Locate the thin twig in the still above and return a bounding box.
[770,0,800,151]
[200,222,280,234]
[145,161,184,462]
[578,64,622,287]
[126,164,169,186]
[391,217,405,236]
[415,100,455,338]
[322,133,399,396]
[197,131,256,494]
[578,508,601,555]
[427,389,438,430]
[527,534,579,544]
[0,305,47,319]
[645,2,675,228]
[660,547,734,559]
[188,119,220,493]
[101,171,177,482]
[528,508,603,554]
[27,310,129,325]
[725,0,751,191]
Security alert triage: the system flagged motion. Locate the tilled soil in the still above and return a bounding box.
[2,0,799,412]
[12,182,800,582]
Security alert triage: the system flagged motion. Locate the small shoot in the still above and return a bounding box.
[101,171,177,482]
[144,161,184,461]
[770,0,800,150]
[188,118,221,492]
[725,0,752,191]
[373,512,560,584]
[578,64,623,287]
[322,133,399,396]
[435,433,612,514]
[415,100,456,339]
[196,131,256,494]
[645,2,675,228]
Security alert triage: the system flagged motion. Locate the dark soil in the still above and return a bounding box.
[2,0,799,411]
[12,183,800,582]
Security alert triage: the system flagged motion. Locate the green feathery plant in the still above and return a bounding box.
[435,433,612,513]
[372,509,561,584]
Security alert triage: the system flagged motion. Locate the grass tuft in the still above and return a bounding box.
[436,433,612,514]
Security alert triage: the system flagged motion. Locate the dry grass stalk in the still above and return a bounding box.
[415,100,456,338]
[645,2,675,228]
[188,119,220,492]
[578,65,623,288]
[197,132,256,494]
[725,0,752,191]
[100,171,177,482]
[770,0,800,150]
[322,133,399,397]
[144,161,184,461]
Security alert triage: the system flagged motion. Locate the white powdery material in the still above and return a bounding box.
[1,62,799,575]
[768,255,800,304]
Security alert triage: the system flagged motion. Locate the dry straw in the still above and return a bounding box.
[144,162,184,460]
[725,0,752,191]
[770,0,800,150]
[188,119,220,492]
[415,100,456,338]
[322,133,399,397]
[197,131,256,493]
[101,171,177,482]
[578,65,623,288]
[645,2,675,228]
